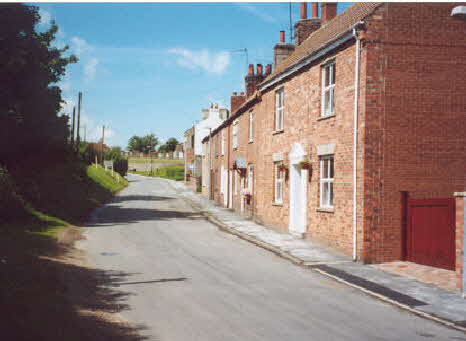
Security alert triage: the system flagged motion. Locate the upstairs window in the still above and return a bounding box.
[249,111,254,142]
[320,156,334,208]
[275,88,284,131]
[321,62,336,117]
[232,120,238,149]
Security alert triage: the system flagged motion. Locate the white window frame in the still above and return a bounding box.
[275,88,284,131]
[320,155,334,208]
[221,129,225,155]
[274,163,284,204]
[248,111,254,142]
[247,164,254,191]
[232,120,238,150]
[321,61,336,117]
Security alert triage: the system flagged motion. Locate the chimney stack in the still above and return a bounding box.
[321,3,337,24]
[265,64,272,76]
[274,31,295,68]
[279,30,285,43]
[312,2,318,18]
[245,64,265,98]
[230,92,246,115]
[294,2,321,46]
[300,2,307,19]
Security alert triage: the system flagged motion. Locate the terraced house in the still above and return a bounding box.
[200,2,466,288]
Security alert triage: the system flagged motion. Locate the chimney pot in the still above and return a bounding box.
[232,92,237,96]
[312,2,318,18]
[300,2,307,19]
[257,64,263,75]
[248,64,254,75]
[279,30,285,43]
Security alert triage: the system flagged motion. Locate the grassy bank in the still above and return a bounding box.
[129,166,184,181]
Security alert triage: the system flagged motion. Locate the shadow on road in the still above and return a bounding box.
[115,195,175,202]
[0,228,149,341]
[87,205,203,226]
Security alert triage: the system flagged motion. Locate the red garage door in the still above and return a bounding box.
[407,198,455,270]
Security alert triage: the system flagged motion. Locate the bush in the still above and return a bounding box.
[0,167,29,223]
[113,157,128,177]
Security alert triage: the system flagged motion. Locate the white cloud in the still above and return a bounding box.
[84,58,99,81]
[38,9,51,26]
[70,37,93,56]
[167,48,230,75]
[235,3,276,23]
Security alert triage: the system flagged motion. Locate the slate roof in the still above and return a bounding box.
[262,2,382,85]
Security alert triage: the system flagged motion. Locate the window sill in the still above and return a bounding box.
[272,202,283,207]
[272,130,284,135]
[317,114,336,121]
[316,207,334,213]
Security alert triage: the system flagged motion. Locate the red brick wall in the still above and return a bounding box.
[361,3,466,263]
[455,195,465,291]
[252,42,365,254]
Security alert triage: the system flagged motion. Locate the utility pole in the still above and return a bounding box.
[71,106,76,146]
[76,92,82,153]
[101,125,105,165]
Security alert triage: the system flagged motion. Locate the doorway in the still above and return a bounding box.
[289,143,307,235]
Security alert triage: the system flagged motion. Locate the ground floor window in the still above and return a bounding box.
[320,156,334,208]
[274,163,284,204]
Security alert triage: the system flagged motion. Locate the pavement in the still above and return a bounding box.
[77,174,466,340]
[170,178,466,331]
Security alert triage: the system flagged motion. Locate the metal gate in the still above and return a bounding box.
[407,198,455,270]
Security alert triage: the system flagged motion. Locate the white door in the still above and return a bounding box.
[228,171,233,208]
[289,143,307,235]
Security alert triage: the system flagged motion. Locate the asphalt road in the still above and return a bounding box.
[78,174,466,341]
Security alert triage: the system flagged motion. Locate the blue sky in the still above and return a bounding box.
[36,2,350,149]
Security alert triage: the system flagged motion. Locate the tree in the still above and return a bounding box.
[141,134,158,154]
[127,134,158,154]
[165,137,179,152]
[158,144,167,153]
[127,136,143,153]
[0,4,77,165]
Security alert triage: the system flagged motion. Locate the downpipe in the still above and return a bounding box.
[352,23,363,261]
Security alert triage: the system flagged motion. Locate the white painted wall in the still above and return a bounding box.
[194,106,227,156]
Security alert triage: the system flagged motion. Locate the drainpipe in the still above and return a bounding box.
[352,23,363,261]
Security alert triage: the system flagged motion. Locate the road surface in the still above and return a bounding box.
[78,174,465,341]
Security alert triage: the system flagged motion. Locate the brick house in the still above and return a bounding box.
[201,2,466,284]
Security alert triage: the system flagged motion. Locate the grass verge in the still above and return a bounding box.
[129,166,184,181]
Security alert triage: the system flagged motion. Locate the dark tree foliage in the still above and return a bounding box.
[165,137,179,152]
[0,4,77,166]
[127,134,158,154]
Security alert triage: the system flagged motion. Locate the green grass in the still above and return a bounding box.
[10,161,128,226]
[128,158,183,164]
[129,166,184,181]
[86,164,128,193]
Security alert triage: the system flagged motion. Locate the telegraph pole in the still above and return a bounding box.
[71,106,76,146]
[76,92,82,152]
[101,125,105,165]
